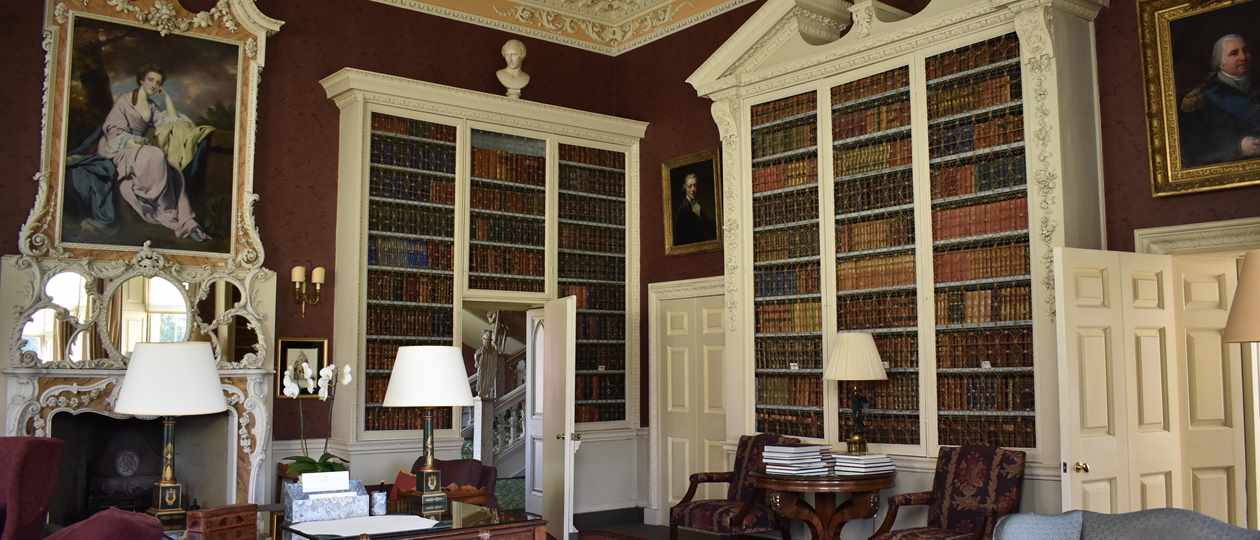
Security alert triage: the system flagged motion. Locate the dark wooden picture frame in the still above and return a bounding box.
[275,337,329,399]
[662,149,722,255]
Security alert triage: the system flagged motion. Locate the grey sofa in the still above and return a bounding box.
[994,508,1260,540]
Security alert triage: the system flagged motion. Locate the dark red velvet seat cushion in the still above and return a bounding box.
[45,507,163,540]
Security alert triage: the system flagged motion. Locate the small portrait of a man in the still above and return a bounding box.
[662,150,722,255]
[1178,33,1260,167]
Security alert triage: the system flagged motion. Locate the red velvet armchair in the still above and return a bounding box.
[668,433,798,540]
[871,446,1026,540]
[0,436,66,540]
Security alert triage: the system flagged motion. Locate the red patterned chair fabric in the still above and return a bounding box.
[44,507,163,540]
[668,433,798,540]
[872,446,1026,540]
[0,436,65,540]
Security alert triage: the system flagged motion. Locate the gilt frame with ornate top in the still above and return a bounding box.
[1140,0,1260,196]
[22,0,282,264]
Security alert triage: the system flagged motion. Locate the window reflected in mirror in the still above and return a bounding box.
[113,276,189,354]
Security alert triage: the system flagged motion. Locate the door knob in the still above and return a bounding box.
[1073,462,1090,473]
[573,433,583,441]
[555,433,566,440]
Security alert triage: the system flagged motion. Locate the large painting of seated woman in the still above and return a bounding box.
[61,17,238,254]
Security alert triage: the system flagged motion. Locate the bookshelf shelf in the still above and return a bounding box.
[366,265,453,276]
[936,320,1034,331]
[836,203,915,222]
[930,100,1023,126]
[368,196,454,210]
[754,255,822,267]
[470,240,545,251]
[558,188,625,202]
[576,399,627,405]
[937,366,1034,374]
[928,57,1020,86]
[931,184,1027,208]
[935,275,1031,289]
[831,86,910,112]
[754,331,823,338]
[832,125,912,148]
[368,230,454,242]
[751,182,819,199]
[939,410,1035,417]
[835,164,913,184]
[576,369,626,375]
[865,326,919,334]
[366,299,453,309]
[838,408,919,416]
[371,163,455,177]
[756,368,824,374]
[929,141,1026,166]
[754,218,819,232]
[470,175,546,192]
[933,229,1028,249]
[371,130,456,147]
[752,110,817,131]
[752,146,818,165]
[467,271,545,280]
[366,334,449,341]
[836,243,915,259]
[558,248,625,258]
[559,218,624,229]
[755,293,823,302]
[559,159,625,173]
[469,207,545,221]
[835,284,916,297]
[560,277,623,285]
[755,404,825,412]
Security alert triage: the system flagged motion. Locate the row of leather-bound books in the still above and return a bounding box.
[752,122,818,158]
[832,99,910,140]
[938,415,1034,447]
[576,343,625,371]
[370,135,457,173]
[468,246,544,276]
[469,275,544,293]
[837,253,915,290]
[752,92,816,127]
[929,113,1024,157]
[366,270,453,304]
[931,154,1026,199]
[837,293,917,329]
[925,33,1019,81]
[560,166,624,198]
[851,375,919,411]
[835,172,912,214]
[936,327,1033,368]
[934,286,1032,324]
[575,375,626,401]
[836,213,913,253]
[754,264,820,298]
[927,71,1019,119]
[559,252,626,281]
[471,148,545,186]
[833,138,912,175]
[470,182,545,216]
[559,224,624,253]
[470,216,544,245]
[934,242,1029,282]
[757,409,824,439]
[370,167,455,204]
[751,157,818,193]
[561,283,625,311]
[576,313,626,340]
[560,192,626,225]
[753,187,819,225]
[371,113,456,142]
[575,404,625,423]
[368,203,455,237]
[755,337,823,370]
[366,236,454,270]
[871,334,919,368]
[559,144,625,169]
[756,374,824,408]
[938,373,1035,411]
[754,226,820,263]
[931,196,1027,241]
[755,301,823,333]
[364,340,449,371]
[366,306,454,337]
[840,414,919,445]
[365,407,453,431]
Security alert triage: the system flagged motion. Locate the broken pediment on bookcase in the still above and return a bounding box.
[686,0,1107,98]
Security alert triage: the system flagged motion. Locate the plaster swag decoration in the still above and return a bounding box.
[794,0,852,45]
[105,0,241,35]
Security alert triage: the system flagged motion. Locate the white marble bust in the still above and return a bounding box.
[496,39,530,99]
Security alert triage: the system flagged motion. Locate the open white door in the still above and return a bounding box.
[525,308,545,515]
[1056,247,1181,512]
[542,297,577,540]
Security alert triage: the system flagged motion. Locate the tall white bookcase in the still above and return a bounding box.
[320,69,646,485]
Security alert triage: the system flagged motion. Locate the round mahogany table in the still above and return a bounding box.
[751,471,895,540]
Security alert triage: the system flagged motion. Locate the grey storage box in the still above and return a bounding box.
[283,478,369,523]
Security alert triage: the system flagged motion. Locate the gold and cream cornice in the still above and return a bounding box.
[370,0,758,55]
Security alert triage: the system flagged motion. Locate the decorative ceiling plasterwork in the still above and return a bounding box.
[370,0,758,55]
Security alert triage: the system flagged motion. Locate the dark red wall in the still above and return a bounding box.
[615,4,762,425]
[1095,1,1260,251]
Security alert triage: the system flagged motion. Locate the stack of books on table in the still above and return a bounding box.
[763,444,833,476]
[833,453,895,476]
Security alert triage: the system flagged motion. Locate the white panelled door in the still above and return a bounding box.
[542,297,577,540]
[659,295,727,507]
[1173,256,1245,525]
[525,308,545,515]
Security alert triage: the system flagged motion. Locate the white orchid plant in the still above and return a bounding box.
[281,361,354,475]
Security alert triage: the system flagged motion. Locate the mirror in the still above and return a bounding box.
[18,272,93,364]
[192,281,260,365]
[104,275,190,356]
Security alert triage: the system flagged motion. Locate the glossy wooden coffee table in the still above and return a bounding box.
[751,471,895,540]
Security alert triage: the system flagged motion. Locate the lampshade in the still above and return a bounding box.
[824,332,888,381]
[383,346,475,407]
[1225,250,1260,343]
[114,341,228,416]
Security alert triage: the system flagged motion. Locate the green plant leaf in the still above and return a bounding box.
[285,461,321,476]
[318,452,349,464]
[283,455,317,465]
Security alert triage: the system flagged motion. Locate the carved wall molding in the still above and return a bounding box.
[1134,217,1260,256]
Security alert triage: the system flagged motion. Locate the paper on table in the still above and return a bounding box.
[301,471,350,492]
[292,515,438,536]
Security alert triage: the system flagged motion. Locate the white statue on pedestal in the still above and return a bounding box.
[496,39,530,99]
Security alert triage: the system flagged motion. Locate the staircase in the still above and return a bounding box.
[462,314,528,479]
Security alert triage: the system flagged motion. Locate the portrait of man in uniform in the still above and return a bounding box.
[1179,33,1260,167]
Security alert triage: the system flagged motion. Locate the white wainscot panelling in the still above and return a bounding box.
[573,434,640,513]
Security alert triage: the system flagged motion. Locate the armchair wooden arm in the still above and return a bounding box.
[872,490,935,537]
[678,471,734,505]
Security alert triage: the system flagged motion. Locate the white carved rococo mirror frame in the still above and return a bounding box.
[7,0,283,371]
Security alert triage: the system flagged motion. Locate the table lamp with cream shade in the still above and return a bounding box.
[113,341,228,528]
[1225,250,1260,344]
[384,345,475,514]
[824,332,887,455]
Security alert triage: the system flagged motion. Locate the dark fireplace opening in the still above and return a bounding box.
[49,410,231,529]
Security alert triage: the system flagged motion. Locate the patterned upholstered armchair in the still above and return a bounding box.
[669,433,797,540]
[872,446,1026,540]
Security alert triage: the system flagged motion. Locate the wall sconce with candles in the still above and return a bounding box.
[291,265,325,318]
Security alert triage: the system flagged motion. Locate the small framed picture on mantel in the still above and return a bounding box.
[276,337,329,399]
[662,149,722,255]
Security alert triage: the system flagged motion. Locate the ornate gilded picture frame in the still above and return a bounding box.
[1140,0,1260,196]
[22,0,281,263]
[662,149,723,255]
